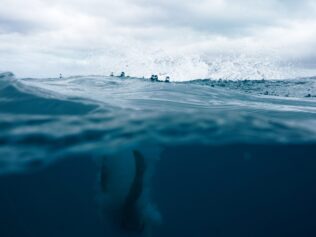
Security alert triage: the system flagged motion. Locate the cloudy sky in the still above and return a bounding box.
[1,0,316,78]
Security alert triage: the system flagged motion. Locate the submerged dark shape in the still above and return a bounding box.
[99,150,148,234]
[120,150,146,232]
[100,158,110,193]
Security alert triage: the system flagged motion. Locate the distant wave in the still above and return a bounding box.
[0,72,97,115]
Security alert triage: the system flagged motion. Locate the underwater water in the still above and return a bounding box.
[1,71,316,237]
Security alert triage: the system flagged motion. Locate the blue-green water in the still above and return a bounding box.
[1,71,316,236]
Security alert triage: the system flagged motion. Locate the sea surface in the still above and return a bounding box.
[1,71,316,237]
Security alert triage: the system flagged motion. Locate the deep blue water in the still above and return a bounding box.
[1,71,316,236]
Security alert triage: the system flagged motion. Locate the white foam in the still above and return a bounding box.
[88,44,310,81]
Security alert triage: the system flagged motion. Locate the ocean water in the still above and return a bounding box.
[1,71,316,237]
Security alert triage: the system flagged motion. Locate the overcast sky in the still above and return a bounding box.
[1,0,316,78]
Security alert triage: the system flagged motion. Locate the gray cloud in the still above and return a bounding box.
[0,0,316,78]
[0,17,40,34]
